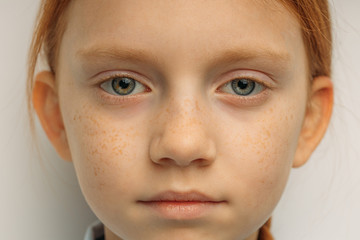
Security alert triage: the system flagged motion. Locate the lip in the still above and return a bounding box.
[138,191,226,220]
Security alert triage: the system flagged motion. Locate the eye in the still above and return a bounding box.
[100,76,147,96]
[220,78,265,96]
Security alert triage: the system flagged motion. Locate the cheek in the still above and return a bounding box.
[62,101,146,208]
[218,102,304,210]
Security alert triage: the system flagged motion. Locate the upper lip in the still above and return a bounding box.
[139,190,224,202]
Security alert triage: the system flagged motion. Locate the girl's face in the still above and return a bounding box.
[56,0,308,239]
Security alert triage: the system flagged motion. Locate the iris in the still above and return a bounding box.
[111,77,136,95]
[231,79,256,96]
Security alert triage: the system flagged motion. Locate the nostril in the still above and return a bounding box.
[152,157,175,167]
[152,157,212,168]
[192,158,212,167]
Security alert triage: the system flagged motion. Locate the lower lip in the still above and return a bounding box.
[139,201,223,220]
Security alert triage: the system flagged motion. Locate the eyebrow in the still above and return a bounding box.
[207,47,291,67]
[206,47,292,79]
[76,46,161,66]
[76,45,291,77]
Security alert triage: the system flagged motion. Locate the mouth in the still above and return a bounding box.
[137,190,227,220]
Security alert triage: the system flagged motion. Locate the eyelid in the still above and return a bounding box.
[219,69,276,89]
[95,70,151,88]
[214,69,274,107]
[95,71,152,105]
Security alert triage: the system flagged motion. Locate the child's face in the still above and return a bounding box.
[56,0,308,239]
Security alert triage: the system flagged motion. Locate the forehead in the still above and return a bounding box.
[60,0,304,76]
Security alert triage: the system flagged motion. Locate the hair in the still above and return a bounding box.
[27,0,332,133]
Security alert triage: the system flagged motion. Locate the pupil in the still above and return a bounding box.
[237,79,249,89]
[231,78,255,96]
[119,78,131,89]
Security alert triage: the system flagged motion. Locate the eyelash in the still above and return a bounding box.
[218,77,266,97]
[98,73,150,103]
[98,73,268,102]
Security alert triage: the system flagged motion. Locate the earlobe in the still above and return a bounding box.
[32,71,72,162]
[293,76,333,168]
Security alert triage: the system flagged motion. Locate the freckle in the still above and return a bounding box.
[91,148,99,155]
[195,100,200,111]
[94,167,98,176]
[266,130,271,137]
[99,183,105,190]
[258,156,265,164]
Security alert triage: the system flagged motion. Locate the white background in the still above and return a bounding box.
[1,1,359,239]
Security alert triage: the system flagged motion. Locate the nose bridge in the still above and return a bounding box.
[167,96,203,131]
[167,97,204,143]
[149,94,216,167]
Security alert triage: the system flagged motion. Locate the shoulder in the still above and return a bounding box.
[83,220,105,240]
[258,218,274,240]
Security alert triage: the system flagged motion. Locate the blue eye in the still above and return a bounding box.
[100,76,147,96]
[222,78,265,96]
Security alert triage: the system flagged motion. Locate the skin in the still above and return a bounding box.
[32,0,333,239]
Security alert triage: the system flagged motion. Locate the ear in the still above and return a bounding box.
[293,76,333,168]
[32,71,72,162]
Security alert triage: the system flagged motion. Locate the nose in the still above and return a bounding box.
[149,97,216,168]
